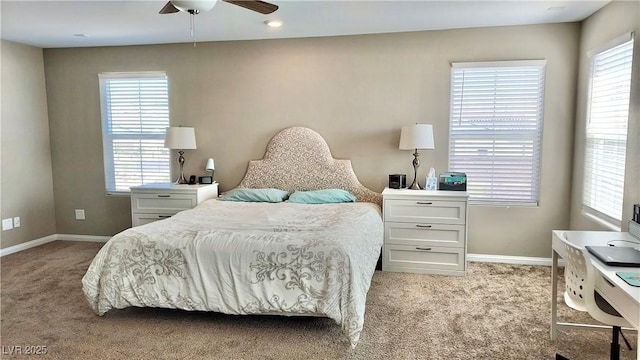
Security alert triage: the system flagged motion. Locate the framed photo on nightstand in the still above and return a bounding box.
[199,176,213,184]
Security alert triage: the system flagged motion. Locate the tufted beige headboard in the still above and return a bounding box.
[237,127,382,207]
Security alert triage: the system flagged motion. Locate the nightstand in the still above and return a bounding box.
[130,183,219,227]
[382,188,469,276]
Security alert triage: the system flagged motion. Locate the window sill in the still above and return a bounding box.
[106,191,131,197]
[582,211,621,232]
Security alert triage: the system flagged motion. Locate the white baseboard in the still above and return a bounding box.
[469,253,565,266]
[1,234,110,257]
[0,234,58,257]
[56,234,110,243]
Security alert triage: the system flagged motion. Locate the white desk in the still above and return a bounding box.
[551,230,640,359]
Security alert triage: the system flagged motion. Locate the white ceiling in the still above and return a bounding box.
[1,0,609,49]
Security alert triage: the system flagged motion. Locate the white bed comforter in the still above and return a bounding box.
[82,200,383,347]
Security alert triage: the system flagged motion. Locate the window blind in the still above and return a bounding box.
[99,72,171,194]
[448,60,546,205]
[583,36,634,227]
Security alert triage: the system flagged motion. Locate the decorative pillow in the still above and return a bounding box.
[288,189,356,204]
[220,188,289,203]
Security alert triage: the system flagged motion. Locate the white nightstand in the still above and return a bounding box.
[130,182,219,227]
[382,188,469,276]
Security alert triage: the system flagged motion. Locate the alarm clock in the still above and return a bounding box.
[389,174,406,189]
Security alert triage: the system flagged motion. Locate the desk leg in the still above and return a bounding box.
[551,250,559,340]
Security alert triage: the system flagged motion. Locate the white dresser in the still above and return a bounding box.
[130,183,219,227]
[382,188,469,276]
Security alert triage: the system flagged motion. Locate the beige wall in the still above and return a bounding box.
[570,0,640,231]
[43,23,580,257]
[0,40,57,249]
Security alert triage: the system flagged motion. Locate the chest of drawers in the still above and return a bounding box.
[382,188,469,276]
[130,183,219,227]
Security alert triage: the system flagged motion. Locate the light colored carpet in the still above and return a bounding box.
[0,240,636,359]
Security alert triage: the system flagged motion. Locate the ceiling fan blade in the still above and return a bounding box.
[159,1,180,14]
[223,0,279,14]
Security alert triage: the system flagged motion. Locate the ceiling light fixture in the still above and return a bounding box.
[264,19,283,28]
[171,1,217,14]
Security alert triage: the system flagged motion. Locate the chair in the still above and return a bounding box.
[556,236,632,360]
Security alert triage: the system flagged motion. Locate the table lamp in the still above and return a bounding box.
[205,158,215,180]
[164,126,197,184]
[399,124,435,190]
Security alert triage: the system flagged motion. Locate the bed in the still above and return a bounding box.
[81,127,383,347]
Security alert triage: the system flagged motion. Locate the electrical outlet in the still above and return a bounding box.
[13,217,20,228]
[75,209,85,220]
[2,218,13,231]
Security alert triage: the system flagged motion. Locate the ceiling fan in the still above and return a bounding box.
[159,0,279,15]
[159,0,279,46]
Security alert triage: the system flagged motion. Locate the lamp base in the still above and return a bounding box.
[175,150,188,184]
[407,179,422,190]
[407,149,422,190]
[175,173,188,184]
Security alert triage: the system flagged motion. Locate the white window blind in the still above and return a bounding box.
[99,72,171,194]
[448,60,546,205]
[583,35,634,227]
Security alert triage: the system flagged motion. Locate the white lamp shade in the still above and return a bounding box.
[205,158,215,171]
[399,124,435,150]
[164,127,197,150]
[172,1,218,12]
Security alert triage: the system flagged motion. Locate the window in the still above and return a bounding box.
[99,72,171,194]
[582,34,634,228]
[448,60,546,205]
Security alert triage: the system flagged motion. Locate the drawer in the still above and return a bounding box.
[384,199,466,224]
[385,223,465,248]
[131,193,197,213]
[382,244,465,275]
[595,272,639,328]
[132,213,174,227]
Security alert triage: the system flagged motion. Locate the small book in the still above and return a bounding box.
[616,272,640,287]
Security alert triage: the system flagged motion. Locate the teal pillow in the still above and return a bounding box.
[288,189,356,204]
[220,188,289,203]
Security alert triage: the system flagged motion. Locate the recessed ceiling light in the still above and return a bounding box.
[264,20,283,28]
[73,33,88,38]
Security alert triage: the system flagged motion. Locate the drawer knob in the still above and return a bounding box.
[158,215,171,218]
[416,201,433,205]
[416,225,432,228]
[416,247,432,251]
[157,194,171,198]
